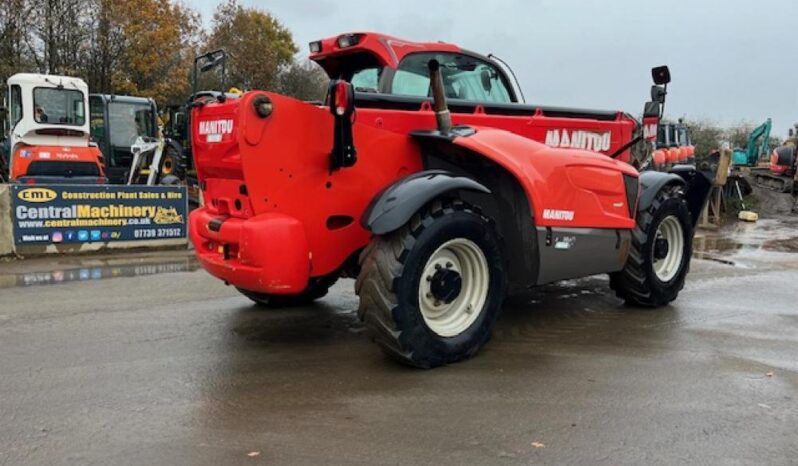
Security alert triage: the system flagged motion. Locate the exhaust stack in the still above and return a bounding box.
[428,59,452,135]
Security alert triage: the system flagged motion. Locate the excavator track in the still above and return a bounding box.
[751,168,795,193]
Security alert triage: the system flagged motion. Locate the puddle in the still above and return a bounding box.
[0,256,200,289]
[692,218,798,267]
[762,237,798,253]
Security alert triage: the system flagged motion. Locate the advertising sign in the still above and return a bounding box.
[11,185,188,245]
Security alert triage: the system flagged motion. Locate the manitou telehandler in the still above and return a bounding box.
[188,33,712,368]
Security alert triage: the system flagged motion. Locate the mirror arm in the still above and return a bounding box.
[608,134,644,160]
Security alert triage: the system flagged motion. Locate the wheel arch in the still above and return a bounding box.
[361,169,491,235]
[412,132,543,293]
[639,166,712,227]
[638,170,685,213]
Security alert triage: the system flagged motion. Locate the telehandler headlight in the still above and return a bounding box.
[309,41,322,53]
[337,34,360,49]
[253,95,273,118]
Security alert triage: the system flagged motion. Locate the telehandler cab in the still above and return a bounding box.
[189,33,712,368]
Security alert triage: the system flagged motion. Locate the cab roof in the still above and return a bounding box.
[7,73,88,91]
[309,32,460,73]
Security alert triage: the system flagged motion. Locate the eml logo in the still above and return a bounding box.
[198,119,234,135]
[18,188,57,203]
[542,209,575,221]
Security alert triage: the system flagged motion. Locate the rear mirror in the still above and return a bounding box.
[651,66,670,85]
[650,85,667,104]
[643,101,661,118]
[200,54,225,72]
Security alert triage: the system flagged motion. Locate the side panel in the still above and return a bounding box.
[536,227,631,285]
[354,104,638,163]
[452,128,638,230]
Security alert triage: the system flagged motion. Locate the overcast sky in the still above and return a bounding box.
[193,0,798,136]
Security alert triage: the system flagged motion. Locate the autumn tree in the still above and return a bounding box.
[111,0,201,104]
[206,0,296,91]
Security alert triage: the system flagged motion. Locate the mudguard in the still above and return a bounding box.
[638,166,713,227]
[362,169,490,235]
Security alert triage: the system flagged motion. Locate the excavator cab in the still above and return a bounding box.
[4,73,105,184]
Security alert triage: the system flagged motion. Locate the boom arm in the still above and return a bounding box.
[745,118,772,165]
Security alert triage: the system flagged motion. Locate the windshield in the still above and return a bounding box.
[676,127,690,146]
[33,87,85,125]
[349,52,514,103]
[393,52,513,103]
[108,102,155,148]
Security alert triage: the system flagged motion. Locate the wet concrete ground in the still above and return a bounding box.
[1,219,797,465]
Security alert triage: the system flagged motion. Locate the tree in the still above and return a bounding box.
[277,60,328,102]
[206,0,297,91]
[110,0,202,104]
[0,0,35,80]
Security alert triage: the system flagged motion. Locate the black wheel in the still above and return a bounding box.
[610,184,692,306]
[355,199,506,368]
[237,274,338,308]
[158,140,186,183]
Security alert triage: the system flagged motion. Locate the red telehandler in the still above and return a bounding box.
[188,33,712,368]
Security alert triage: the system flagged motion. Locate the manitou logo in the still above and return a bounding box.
[198,119,234,135]
[542,209,575,221]
[544,129,612,152]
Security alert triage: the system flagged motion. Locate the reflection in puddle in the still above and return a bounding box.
[0,256,200,289]
[692,218,798,267]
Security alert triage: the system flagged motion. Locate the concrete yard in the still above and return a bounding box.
[1,218,797,465]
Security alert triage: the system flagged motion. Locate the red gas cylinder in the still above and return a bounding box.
[652,149,667,170]
[676,146,687,163]
[686,145,696,163]
[666,147,680,165]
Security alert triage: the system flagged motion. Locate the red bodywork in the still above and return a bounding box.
[10,144,105,182]
[189,33,647,294]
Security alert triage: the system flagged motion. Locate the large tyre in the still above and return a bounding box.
[610,184,692,306]
[158,140,186,183]
[237,274,338,308]
[356,199,506,368]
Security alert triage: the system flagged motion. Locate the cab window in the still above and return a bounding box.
[33,87,85,125]
[392,52,513,103]
[89,96,106,145]
[351,68,381,93]
[9,85,22,127]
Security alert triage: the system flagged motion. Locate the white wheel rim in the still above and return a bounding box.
[652,215,684,282]
[418,238,490,337]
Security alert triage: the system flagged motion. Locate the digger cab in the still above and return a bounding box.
[4,73,105,183]
[89,94,158,183]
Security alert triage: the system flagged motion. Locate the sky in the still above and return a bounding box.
[192,0,798,136]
